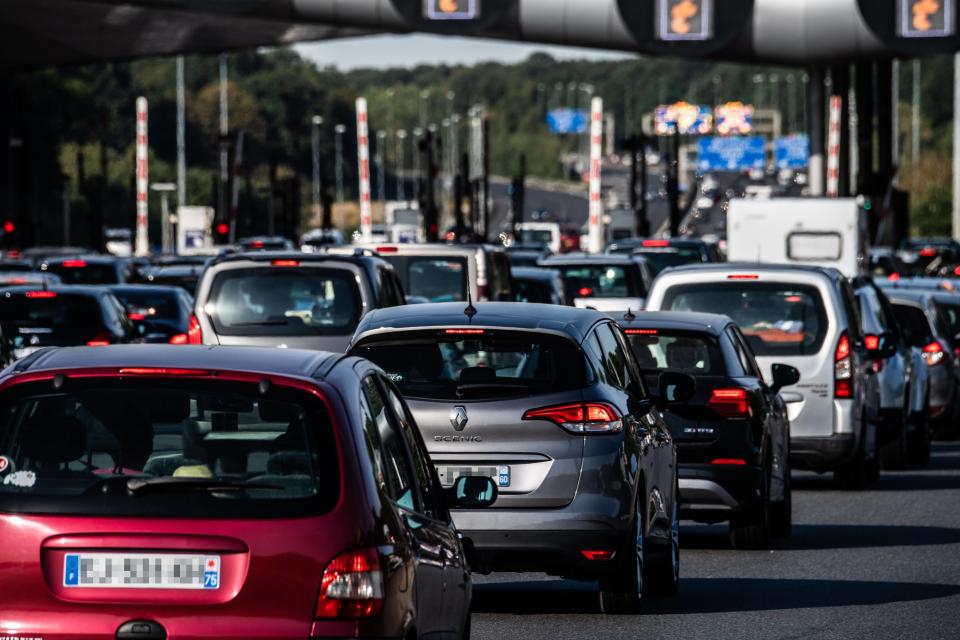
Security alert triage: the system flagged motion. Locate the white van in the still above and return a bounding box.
[516,222,561,254]
[726,198,868,278]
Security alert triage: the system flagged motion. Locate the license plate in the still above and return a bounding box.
[63,553,221,589]
[437,465,510,488]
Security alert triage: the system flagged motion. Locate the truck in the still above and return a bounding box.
[726,198,868,277]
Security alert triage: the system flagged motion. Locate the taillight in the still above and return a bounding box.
[864,334,880,351]
[25,291,56,298]
[271,259,299,267]
[711,458,747,465]
[707,388,750,418]
[578,287,594,297]
[86,331,113,347]
[923,341,945,367]
[581,550,616,561]
[642,240,669,248]
[522,402,623,434]
[169,333,189,345]
[888,272,901,282]
[62,259,87,268]
[920,247,937,258]
[835,331,853,398]
[315,548,383,620]
[187,314,203,345]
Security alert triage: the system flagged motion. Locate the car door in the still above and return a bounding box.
[360,376,447,640]
[379,377,469,640]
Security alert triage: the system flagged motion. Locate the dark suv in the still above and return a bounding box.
[350,302,681,613]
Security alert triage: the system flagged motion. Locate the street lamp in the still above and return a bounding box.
[396,129,408,202]
[376,130,387,202]
[413,127,423,203]
[151,182,177,254]
[334,124,346,203]
[311,115,323,225]
[420,90,430,129]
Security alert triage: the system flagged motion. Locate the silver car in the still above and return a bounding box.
[192,251,405,353]
[539,253,651,313]
[646,264,879,489]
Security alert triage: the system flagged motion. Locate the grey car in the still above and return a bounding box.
[511,266,568,305]
[193,251,406,353]
[349,302,681,614]
[539,253,651,313]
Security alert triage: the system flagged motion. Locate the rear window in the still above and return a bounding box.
[112,290,180,320]
[514,278,554,304]
[207,267,361,336]
[353,330,588,401]
[787,232,843,261]
[0,292,105,338]
[0,379,338,518]
[45,262,120,285]
[891,303,934,348]
[519,229,554,245]
[386,256,468,303]
[937,302,960,345]
[662,282,828,356]
[625,330,724,375]
[558,264,644,300]
[633,249,704,275]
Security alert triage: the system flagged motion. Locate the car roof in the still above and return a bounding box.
[614,310,733,335]
[653,262,843,280]
[354,301,609,343]
[42,255,120,264]
[511,266,560,280]
[1,285,110,297]
[209,250,390,269]
[9,344,342,380]
[108,284,186,295]
[351,243,504,254]
[540,253,639,265]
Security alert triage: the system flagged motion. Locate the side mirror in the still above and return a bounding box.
[770,363,801,394]
[866,332,898,359]
[658,371,696,405]
[446,476,498,510]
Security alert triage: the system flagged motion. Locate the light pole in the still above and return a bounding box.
[912,59,921,165]
[413,127,423,203]
[311,115,323,224]
[334,124,346,202]
[396,129,408,202]
[176,56,186,210]
[420,90,430,130]
[786,74,797,134]
[151,182,177,254]
[376,130,387,201]
[753,74,765,110]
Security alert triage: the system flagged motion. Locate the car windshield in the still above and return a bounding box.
[386,256,468,302]
[112,290,180,320]
[45,262,119,284]
[515,278,554,304]
[354,330,588,400]
[891,303,934,348]
[0,293,105,342]
[520,229,554,245]
[558,264,643,300]
[625,330,724,375]
[207,267,361,336]
[633,249,704,275]
[662,282,828,356]
[0,379,338,518]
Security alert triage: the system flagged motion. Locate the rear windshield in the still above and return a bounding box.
[625,331,724,375]
[0,379,338,518]
[891,303,934,348]
[45,263,120,285]
[633,249,704,275]
[515,278,554,304]
[207,267,361,336]
[386,256,468,303]
[353,330,588,401]
[0,293,105,337]
[145,268,199,295]
[112,290,181,320]
[937,302,960,345]
[558,264,644,300]
[520,229,554,245]
[662,282,828,356]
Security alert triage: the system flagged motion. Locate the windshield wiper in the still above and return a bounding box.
[126,477,282,494]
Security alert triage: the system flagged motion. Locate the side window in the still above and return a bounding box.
[358,386,390,496]
[487,252,513,301]
[582,333,608,385]
[721,329,748,376]
[390,271,406,306]
[732,327,765,382]
[595,324,631,390]
[838,280,864,342]
[380,378,439,519]
[611,324,646,396]
[378,268,397,308]
[361,376,420,513]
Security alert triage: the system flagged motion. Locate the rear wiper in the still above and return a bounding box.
[126,478,282,494]
[455,382,530,398]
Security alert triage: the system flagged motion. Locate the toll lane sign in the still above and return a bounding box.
[899,0,954,37]
[657,0,713,41]
[425,0,478,20]
[775,135,810,170]
[697,136,766,172]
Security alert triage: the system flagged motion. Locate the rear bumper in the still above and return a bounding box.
[677,463,763,523]
[790,434,857,470]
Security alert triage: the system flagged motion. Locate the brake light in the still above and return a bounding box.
[86,332,113,347]
[376,246,399,254]
[728,274,759,280]
[118,368,208,376]
[707,388,750,418]
[711,458,747,465]
[864,334,880,351]
[128,313,146,321]
[581,550,616,561]
[216,222,229,236]
[642,240,670,248]
[578,287,594,297]
[25,291,56,298]
[7,277,26,285]
[920,247,938,257]
[315,548,383,620]
[187,313,203,345]
[888,272,901,282]
[251,240,265,249]
[271,259,300,267]
[169,333,188,345]
[522,402,623,434]
[835,331,853,398]
[624,329,658,335]
[445,329,485,335]
[62,260,87,268]
[923,341,945,367]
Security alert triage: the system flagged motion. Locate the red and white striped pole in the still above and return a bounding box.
[826,95,842,199]
[135,97,149,256]
[356,98,373,243]
[587,96,605,254]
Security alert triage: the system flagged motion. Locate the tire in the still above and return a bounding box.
[834,435,869,491]
[599,497,644,614]
[883,408,910,470]
[908,409,932,466]
[730,472,770,550]
[461,612,471,640]
[644,487,680,597]
[769,468,792,539]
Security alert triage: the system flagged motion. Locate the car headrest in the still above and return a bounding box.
[20,416,87,464]
[459,367,497,386]
[666,341,702,371]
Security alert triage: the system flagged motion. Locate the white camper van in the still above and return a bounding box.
[726,198,868,277]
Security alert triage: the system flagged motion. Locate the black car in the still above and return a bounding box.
[616,311,798,549]
[350,302,681,613]
[137,264,206,295]
[511,266,568,305]
[505,244,552,268]
[109,285,195,344]
[606,238,719,276]
[0,285,140,357]
[40,255,130,285]
[236,236,295,251]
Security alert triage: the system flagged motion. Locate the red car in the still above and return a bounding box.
[0,345,494,639]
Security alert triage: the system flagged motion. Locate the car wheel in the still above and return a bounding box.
[883,408,910,470]
[599,496,644,614]
[769,467,792,539]
[644,482,679,597]
[907,408,932,466]
[730,471,770,550]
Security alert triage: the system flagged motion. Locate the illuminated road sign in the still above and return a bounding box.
[899,0,954,37]
[657,0,713,41]
[425,0,479,21]
[715,102,754,135]
[655,102,713,135]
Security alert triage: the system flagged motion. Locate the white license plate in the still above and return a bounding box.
[63,553,221,589]
[437,465,510,488]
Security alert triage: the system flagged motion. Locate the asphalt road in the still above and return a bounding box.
[472,442,960,639]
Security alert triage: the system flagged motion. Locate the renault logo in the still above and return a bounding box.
[450,406,469,431]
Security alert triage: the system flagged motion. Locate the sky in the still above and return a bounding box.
[295,34,633,70]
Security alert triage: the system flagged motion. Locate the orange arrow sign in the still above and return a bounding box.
[913,0,940,32]
[671,0,699,35]
[439,0,459,13]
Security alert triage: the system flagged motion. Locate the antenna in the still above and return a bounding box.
[464,291,477,322]
[624,308,636,322]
